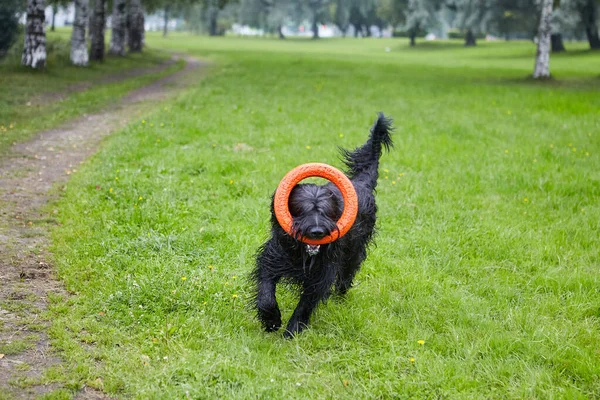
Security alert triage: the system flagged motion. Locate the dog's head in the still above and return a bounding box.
[288,183,342,241]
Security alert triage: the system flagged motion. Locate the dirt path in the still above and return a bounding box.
[0,55,205,399]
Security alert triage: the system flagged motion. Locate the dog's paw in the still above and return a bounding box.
[259,307,282,332]
[283,319,308,339]
[264,319,282,332]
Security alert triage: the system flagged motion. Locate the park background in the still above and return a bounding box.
[1,0,599,398]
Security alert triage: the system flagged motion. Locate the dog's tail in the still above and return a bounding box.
[340,112,393,185]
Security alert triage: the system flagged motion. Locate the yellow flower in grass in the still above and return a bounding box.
[418,340,425,345]
[306,146,311,150]
[524,198,528,203]
[410,357,415,363]
[181,276,187,281]
[232,294,238,299]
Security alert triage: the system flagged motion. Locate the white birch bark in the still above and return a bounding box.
[533,0,553,79]
[21,0,46,69]
[70,0,89,66]
[109,0,126,56]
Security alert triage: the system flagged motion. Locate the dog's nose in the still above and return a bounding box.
[308,227,326,239]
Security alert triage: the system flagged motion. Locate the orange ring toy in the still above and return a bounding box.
[274,163,358,245]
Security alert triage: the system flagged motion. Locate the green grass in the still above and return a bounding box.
[48,34,600,398]
[0,29,182,155]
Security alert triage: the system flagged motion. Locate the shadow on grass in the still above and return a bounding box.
[493,74,600,91]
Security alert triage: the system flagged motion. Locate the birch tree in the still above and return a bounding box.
[533,0,553,79]
[109,0,126,55]
[22,0,46,69]
[70,0,89,65]
[128,0,144,52]
[90,0,106,61]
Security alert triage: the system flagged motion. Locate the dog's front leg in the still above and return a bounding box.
[284,288,324,338]
[256,276,282,332]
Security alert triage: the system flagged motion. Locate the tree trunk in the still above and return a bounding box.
[585,26,600,49]
[51,5,56,31]
[465,28,476,46]
[109,0,126,55]
[70,0,89,66]
[312,15,319,39]
[128,0,144,52]
[353,24,360,37]
[163,5,169,37]
[533,0,553,79]
[409,28,416,47]
[208,6,218,36]
[90,0,105,61]
[21,0,46,69]
[277,24,285,39]
[551,33,565,52]
[582,0,600,49]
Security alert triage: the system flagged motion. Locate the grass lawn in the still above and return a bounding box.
[48,34,599,398]
[0,29,182,156]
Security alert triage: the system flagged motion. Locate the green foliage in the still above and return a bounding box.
[392,27,427,36]
[0,0,21,59]
[47,34,600,398]
[447,28,485,39]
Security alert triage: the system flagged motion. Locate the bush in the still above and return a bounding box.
[392,28,427,38]
[0,0,21,59]
[448,29,486,40]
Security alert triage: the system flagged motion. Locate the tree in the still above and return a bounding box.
[553,0,600,49]
[201,0,236,36]
[109,0,126,55]
[90,0,106,61]
[533,0,552,78]
[70,0,89,65]
[377,0,408,31]
[305,0,329,39]
[22,0,46,69]
[128,0,144,51]
[0,0,21,59]
[405,0,443,46]
[580,0,600,49]
[330,0,350,36]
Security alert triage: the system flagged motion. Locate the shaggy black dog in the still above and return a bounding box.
[252,113,393,338]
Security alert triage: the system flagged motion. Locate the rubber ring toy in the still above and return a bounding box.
[274,163,358,245]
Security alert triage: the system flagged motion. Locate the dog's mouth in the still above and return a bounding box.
[305,244,321,256]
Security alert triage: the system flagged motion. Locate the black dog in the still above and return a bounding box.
[252,113,393,338]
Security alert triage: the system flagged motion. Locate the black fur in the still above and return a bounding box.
[251,113,394,338]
